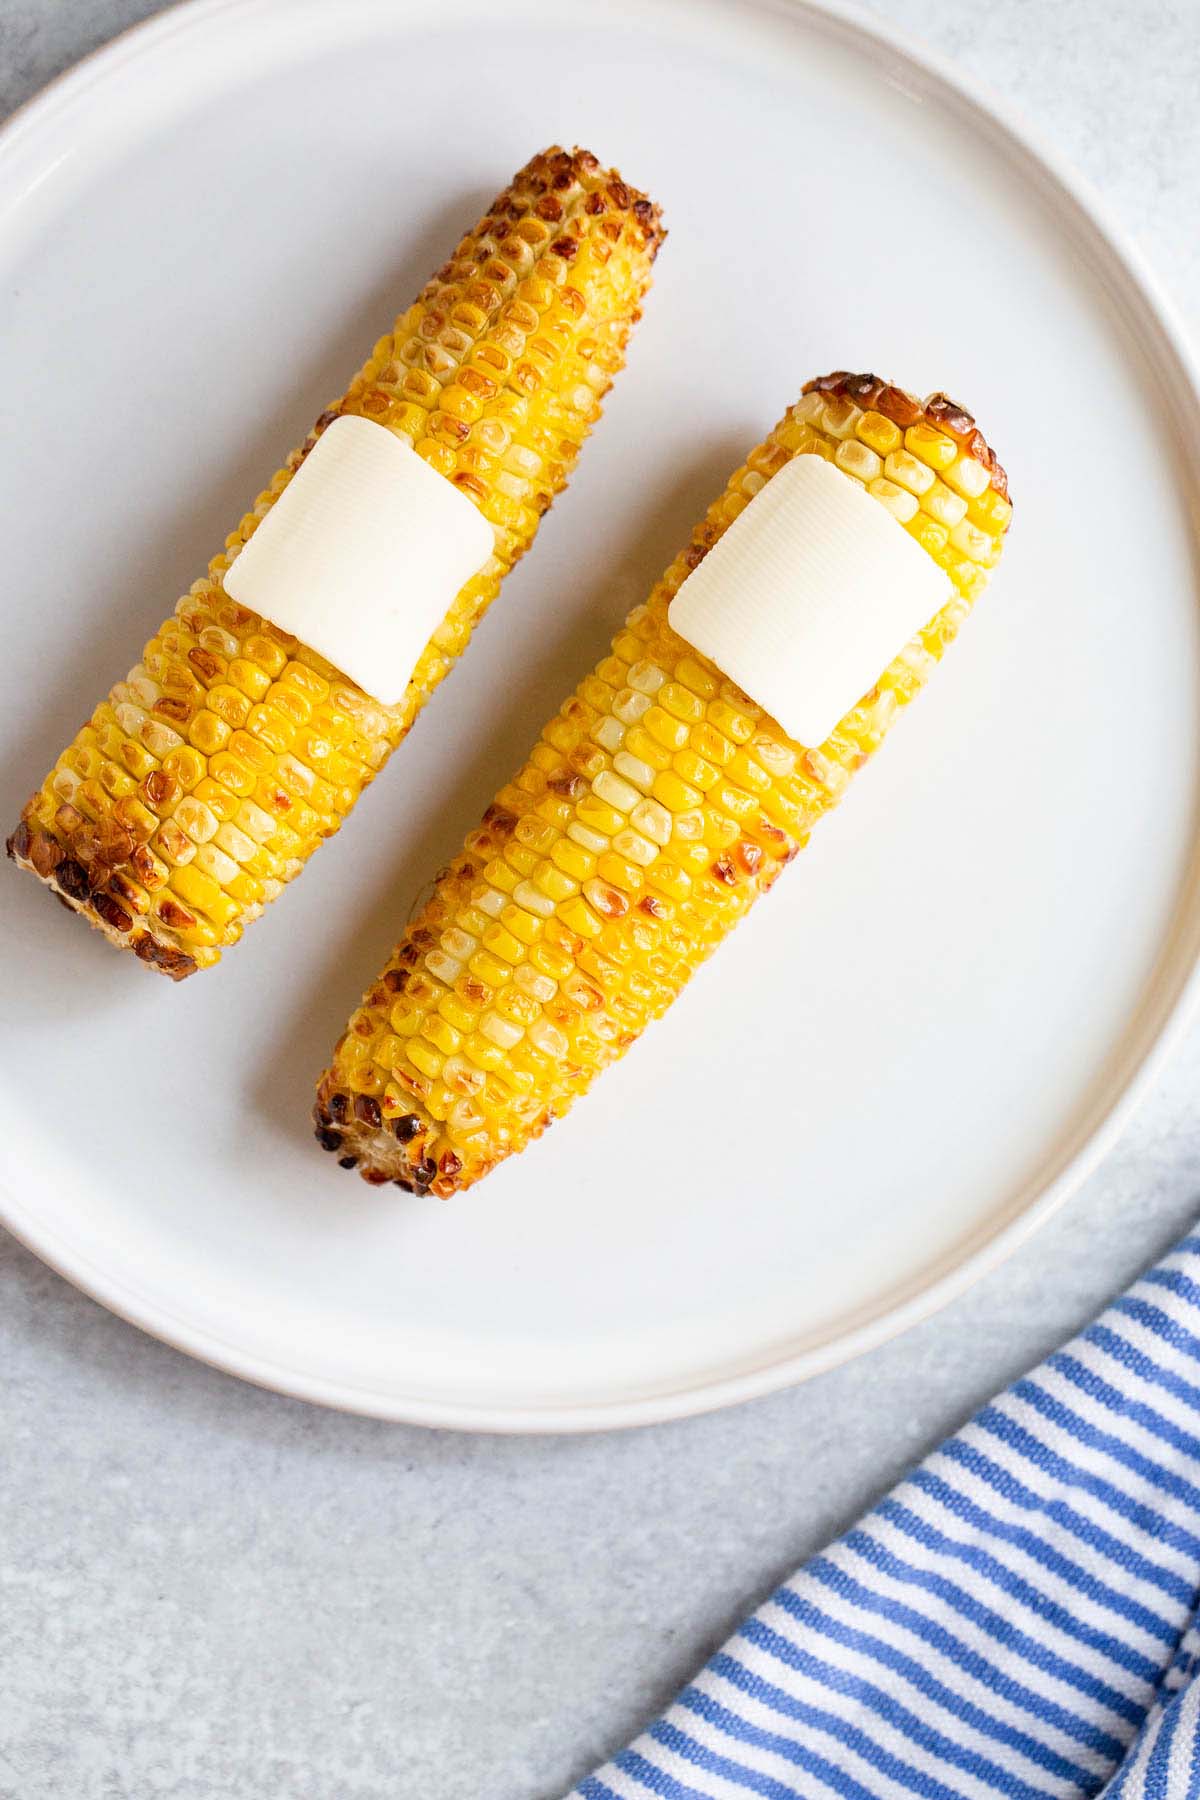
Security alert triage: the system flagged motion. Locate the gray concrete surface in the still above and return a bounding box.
[3,2,1200,1796]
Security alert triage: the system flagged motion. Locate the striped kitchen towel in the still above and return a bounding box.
[572,1230,1200,1799]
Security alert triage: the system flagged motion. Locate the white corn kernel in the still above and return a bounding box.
[921,480,968,528]
[593,770,639,813]
[174,798,219,844]
[449,1099,486,1137]
[627,661,666,695]
[631,798,672,846]
[480,1010,523,1049]
[612,828,658,867]
[193,841,239,885]
[513,879,556,919]
[820,399,862,439]
[474,886,507,918]
[425,949,463,986]
[868,477,918,524]
[835,440,882,484]
[114,702,148,737]
[884,450,935,497]
[592,716,625,753]
[235,799,276,844]
[944,453,990,498]
[141,720,183,757]
[613,751,657,793]
[440,927,478,960]
[673,810,706,840]
[792,392,826,424]
[950,518,994,561]
[215,821,256,863]
[613,688,651,725]
[749,734,796,777]
[276,754,314,795]
[514,963,556,1003]
[567,821,609,854]
[528,1018,568,1059]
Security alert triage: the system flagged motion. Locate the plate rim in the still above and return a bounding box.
[3,0,1200,1432]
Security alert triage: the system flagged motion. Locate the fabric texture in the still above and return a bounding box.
[571,1231,1200,1800]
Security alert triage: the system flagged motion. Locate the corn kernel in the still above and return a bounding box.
[558,895,602,939]
[652,770,701,813]
[592,770,639,813]
[921,479,968,528]
[640,706,690,752]
[512,878,557,918]
[855,410,903,455]
[868,477,918,524]
[612,751,656,793]
[550,837,595,880]
[835,439,882,484]
[657,682,704,725]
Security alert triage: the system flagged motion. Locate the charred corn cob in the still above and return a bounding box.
[316,373,1011,1195]
[7,147,664,978]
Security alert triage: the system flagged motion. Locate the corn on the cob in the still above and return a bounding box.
[7,147,664,978]
[315,373,1011,1196]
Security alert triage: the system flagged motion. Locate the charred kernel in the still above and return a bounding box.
[439,1151,463,1181]
[711,855,738,885]
[327,1092,350,1124]
[55,858,90,900]
[93,893,133,934]
[393,1177,415,1192]
[7,821,32,862]
[413,1156,438,1186]
[30,833,65,878]
[337,1155,359,1170]
[394,1113,424,1143]
[354,1094,382,1129]
[315,1127,344,1152]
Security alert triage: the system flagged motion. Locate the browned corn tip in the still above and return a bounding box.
[803,371,1010,502]
[506,143,665,259]
[6,818,198,979]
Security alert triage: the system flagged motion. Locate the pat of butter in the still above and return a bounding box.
[667,454,953,746]
[224,413,494,706]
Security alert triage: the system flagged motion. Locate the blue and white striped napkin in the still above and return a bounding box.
[571,1230,1200,1799]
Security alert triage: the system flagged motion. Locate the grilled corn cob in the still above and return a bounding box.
[315,373,1011,1195]
[7,147,664,978]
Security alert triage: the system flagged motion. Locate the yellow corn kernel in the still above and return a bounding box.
[640,706,690,752]
[652,770,702,813]
[469,948,512,989]
[407,1039,445,1081]
[673,656,719,700]
[904,423,957,470]
[657,682,704,725]
[549,837,595,882]
[596,852,644,894]
[674,750,718,791]
[855,410,902,456]
[577,794,627,836]
[558,895,602,939]
[708,700,755,744]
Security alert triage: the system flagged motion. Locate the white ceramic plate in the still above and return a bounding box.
[3,0,1200,1432]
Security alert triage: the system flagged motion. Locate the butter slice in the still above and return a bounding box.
[224,414,494,706]
[667,454,953,746]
